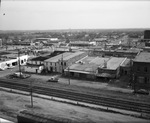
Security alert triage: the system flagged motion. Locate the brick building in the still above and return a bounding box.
[132,52,150,90]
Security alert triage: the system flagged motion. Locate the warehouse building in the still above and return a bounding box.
[44,51,87,73]
[64,56,109,80]
[97,57,126,79]
[24,51,65,73]
[64,56,126,80]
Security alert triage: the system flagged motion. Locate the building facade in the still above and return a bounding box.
[0,55,29,70]
[44,51,87,73]
[132,52,150,90]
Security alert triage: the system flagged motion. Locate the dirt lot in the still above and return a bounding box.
[1,73,150,103]
[21,74,150,103]
[0,90,150,123]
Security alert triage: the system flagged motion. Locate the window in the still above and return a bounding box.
[138,76,144,83]
[144,67,148,72]
[144,77,149,84]
[61,62,63,66]
[137,67,140,72]
[21,60,23,64]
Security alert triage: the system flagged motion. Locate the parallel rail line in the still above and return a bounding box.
[0,78,150,114]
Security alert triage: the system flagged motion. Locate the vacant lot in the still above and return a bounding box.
[0,91,150,123]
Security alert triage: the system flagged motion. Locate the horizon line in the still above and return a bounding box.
[0,28,150,31]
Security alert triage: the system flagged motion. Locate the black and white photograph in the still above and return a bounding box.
[0,0,150,123]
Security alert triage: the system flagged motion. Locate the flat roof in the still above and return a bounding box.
[31,56,50,61]
[103,57,125,70]
[63,51,85,61]
[45,51,85,62]
[69,57,109,72]
[133,52,150,63]
[30,51,65,61]
[45,52,72,62]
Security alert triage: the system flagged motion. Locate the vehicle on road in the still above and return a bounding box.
[7,72,31,79]
[47,76,59,82]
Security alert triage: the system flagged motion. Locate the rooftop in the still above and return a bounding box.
[101,57,126,70]
[63,51,85,61]
[45,52,72,62]
[133,52,150,63]
[30,51,65,61]
[120,58,131,67]
[45,51,85,62]
[31,55,50,61]
[69,57,109,73]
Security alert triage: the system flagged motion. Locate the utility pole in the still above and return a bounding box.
[18,49,21,78]
[61,54,63,74]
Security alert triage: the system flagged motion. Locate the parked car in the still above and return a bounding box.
[8,72,31,79]
[133,89,149,95]
[47,76,59,82]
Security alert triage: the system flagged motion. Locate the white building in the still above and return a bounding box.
[24,64,44,74]
[0,55,29,70]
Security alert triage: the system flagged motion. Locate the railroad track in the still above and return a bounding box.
[0,78,150,114]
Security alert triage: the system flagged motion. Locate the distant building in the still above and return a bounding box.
[141,30,150,44]
[69,41,94,48]
[89,48,140,59]
[144,30,150,39]
[93,38,107,47]
[132,52,150,90]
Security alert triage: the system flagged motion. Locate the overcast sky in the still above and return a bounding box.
[0,0,150,30]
